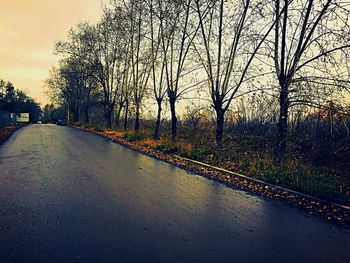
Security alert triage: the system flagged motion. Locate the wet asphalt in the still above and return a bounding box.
[0,124,349,263]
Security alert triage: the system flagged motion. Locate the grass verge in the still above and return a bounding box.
[77,125,350,226]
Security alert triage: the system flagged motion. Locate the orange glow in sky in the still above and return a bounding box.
[0,0,102,105]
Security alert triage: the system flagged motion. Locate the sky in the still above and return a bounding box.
[0,0,102,105]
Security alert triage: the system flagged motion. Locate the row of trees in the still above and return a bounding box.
[46,0,350,162]
[0,79,41,122]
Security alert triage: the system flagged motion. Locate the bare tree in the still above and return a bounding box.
[57,15,128,128]
[123,0,153,133]
[159,0,200,141]
[194,0,277,145]
[45,61,83,123]
[80,63,101,124]
[92,10,129,128]
[54,23,102,124]
[146,0,168,139]
[270,0,350,161]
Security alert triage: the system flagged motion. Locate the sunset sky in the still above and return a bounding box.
[0,0,102,105]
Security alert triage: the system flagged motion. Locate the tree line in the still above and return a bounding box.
[0,79,41,122]
[46,0,350,162]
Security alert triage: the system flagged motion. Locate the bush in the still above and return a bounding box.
[142,139,162,148]
[122,132,147,142]
[155,142,172,152]
[94,124,107,132]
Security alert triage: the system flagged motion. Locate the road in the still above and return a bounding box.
[0,124,349,263]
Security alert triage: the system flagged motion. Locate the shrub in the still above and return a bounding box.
[122,132,147,142]
[94,124,107,132]
[155,142,171,152]
[143,139,162,148]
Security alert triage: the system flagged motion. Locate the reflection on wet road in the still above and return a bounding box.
[0,124,349,263]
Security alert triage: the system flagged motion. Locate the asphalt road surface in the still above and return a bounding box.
[0,124,349,263]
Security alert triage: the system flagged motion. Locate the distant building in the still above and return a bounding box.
[0,110,11,127]
[16,113,30,123]
[10,113,17,124]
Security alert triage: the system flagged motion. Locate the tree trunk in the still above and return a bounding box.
[274,87,289,163]
[329,106,334,139]
[312,111,321,160]
[169,97,177,141]
[124,100,129,131]
[106,113,112,129]
[84,108,89,124]
[215,107,225,146]
[134,102,140,133]
[73,110,79,123]
[154,99,162,140]
[115,104,123,128]
[66,108,70,125]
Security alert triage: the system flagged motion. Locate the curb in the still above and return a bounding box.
[174,154,350,211]
[75,126,350,225]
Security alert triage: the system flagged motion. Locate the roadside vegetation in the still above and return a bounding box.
[45,0,350,205]
[78,117,350,205]
[0,79,41,122]
[0,125,26,144]
[0,79,41,143]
